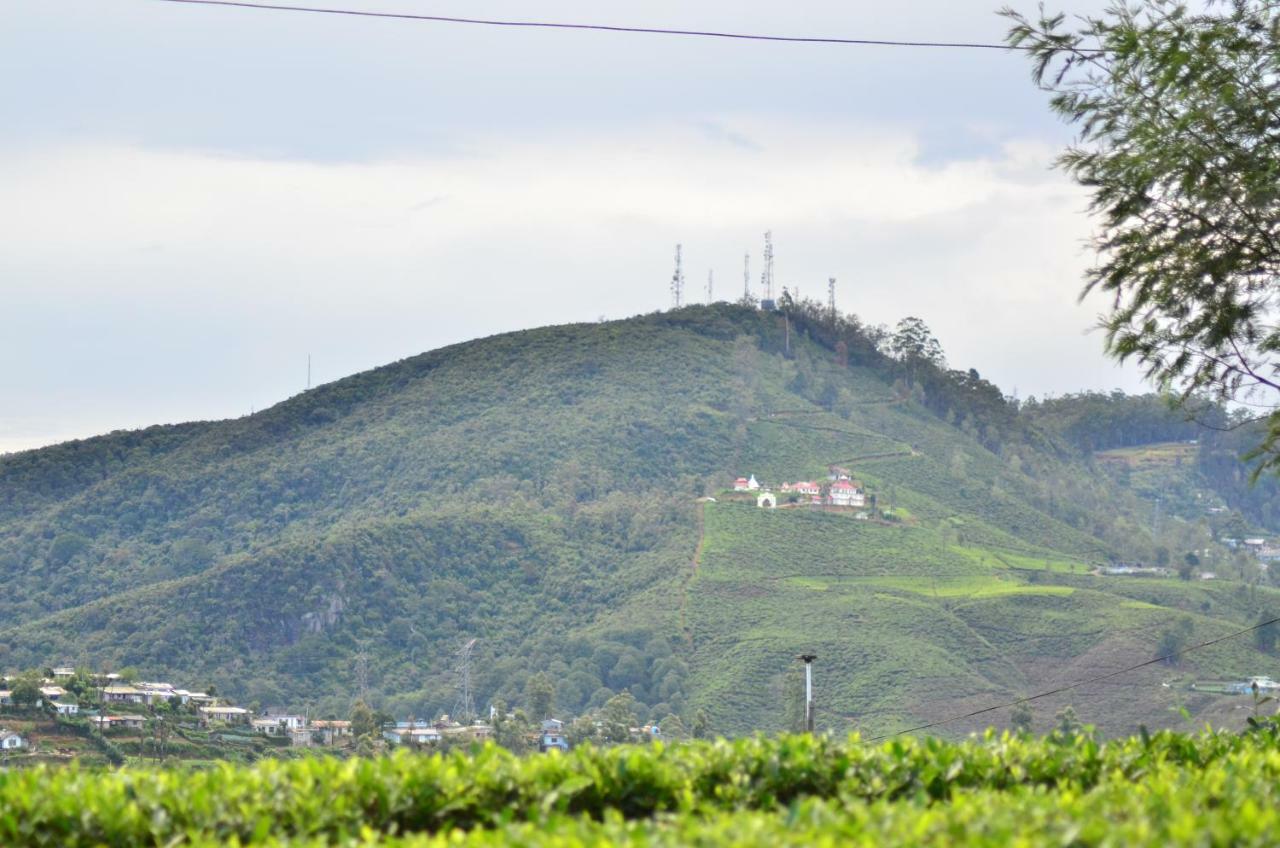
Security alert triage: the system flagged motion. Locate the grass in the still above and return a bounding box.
[686,502,1280,739]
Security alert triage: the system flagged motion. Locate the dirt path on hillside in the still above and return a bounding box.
[679,501,707,651]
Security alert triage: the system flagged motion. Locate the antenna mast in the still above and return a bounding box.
[706,269,714,303]
[454,638,477,724]
[743,253,751,300]
[761,231,775,305]
[670,244,685,308]
[828,278,836,320]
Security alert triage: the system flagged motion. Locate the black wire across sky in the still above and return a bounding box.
[153,0,1030,50]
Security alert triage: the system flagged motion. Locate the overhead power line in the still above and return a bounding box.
[154,0,1031,50]
[864,615,1280,742]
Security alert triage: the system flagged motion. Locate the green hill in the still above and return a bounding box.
[1,303,1277,736]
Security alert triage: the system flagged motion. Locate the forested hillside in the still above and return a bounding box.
[2,303,1278,736]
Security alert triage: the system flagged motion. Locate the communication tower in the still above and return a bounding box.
[670,244,685,308]
[706,269,714,303]
[760,231,776,310]
[743,253,751,300]
[828,278,837,320]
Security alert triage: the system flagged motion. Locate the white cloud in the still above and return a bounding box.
[0,120,1142,452]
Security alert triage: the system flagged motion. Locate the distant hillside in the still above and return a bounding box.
[2,303,1278,736]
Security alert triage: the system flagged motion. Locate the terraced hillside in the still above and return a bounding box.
[0,304,1276,735]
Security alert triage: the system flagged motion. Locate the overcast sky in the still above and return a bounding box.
[0,0,1142,455]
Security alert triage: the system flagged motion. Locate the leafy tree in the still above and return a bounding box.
[1010,700,1034,735]
[1157,617,1195,664]
[657,713,688,741]
[691,708,712,740]
[1255,612,1280,654]
[600,691,638,744]
[47,533,89,567]
[888,317,946,382]
[1053,704,1082,737]
[10,672,41,709]
[525,672,555,721]
[1005,1,1280,474]
[349,700,380,741]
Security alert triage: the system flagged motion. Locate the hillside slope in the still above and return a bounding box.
[1,304,1277,735]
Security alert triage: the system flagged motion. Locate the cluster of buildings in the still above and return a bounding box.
[0,668,356,750]
[1224,538,1280,565]
[733,465,869,511]
[381,715,490,747]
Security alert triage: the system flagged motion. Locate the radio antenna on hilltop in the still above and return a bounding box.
[828,278,837,320]
[761,231,775,302]
[743,253,751,300]
[670,244,685,308]
[706,269,714,303]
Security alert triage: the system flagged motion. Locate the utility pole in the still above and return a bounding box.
[799,654,817,733]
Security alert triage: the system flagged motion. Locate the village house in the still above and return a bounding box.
[828,480,866,508]
[311,720,352,745]
[630,724,662,742]
[52,667,75,679]
[0,691,10,707]
[91,715,147,731]
[780,481,822,497]
[38,685,66,703]
[199,706,251,726]
[1099,564,1173,577]
[757,491,777,509]
[733,474,761,492]
[136,682,177,700]
[539,718,570,753]
[383,722,443,745]
[102,685,147,706]
[252,714,306,736]
[52,699,80,716]
[0,729,24,750]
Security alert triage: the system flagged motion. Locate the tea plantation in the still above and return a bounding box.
[5,724,1280,846]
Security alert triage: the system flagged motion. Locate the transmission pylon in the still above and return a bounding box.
[453,638,477,723]
[670,244,685,308]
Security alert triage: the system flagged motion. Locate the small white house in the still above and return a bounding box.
[102,686,146,705]
[53,700,79,716]
[0,730,24,750]
[757,492,777,509]
[828,480,867,508]
[200,706,251,726]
